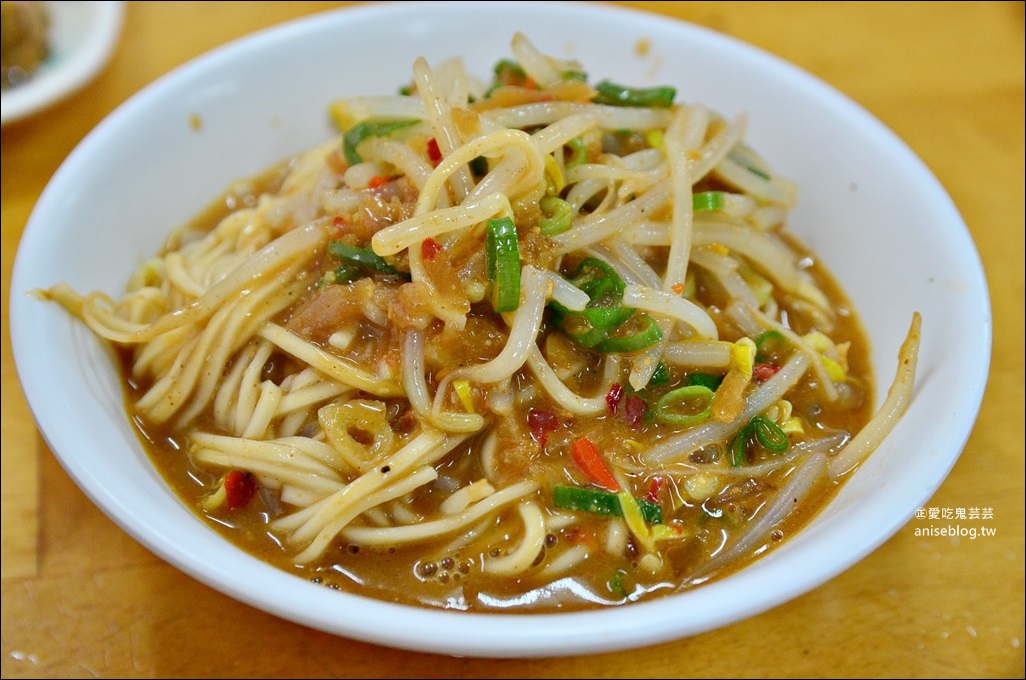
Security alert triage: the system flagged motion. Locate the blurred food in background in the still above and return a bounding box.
[1,0,50,89]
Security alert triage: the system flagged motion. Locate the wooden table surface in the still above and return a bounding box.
[2,2,1023,677]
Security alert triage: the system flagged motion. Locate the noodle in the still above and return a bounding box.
[40,33,921,613]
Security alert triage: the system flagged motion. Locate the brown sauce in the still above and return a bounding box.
[120,175,874,612]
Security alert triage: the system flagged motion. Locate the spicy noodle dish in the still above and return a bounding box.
[40,34,921,613]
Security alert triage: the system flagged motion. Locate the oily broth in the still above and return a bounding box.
[121,175,875,613]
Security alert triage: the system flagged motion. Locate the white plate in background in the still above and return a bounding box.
[1,1,124,126]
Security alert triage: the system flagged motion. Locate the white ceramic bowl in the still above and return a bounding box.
[10,0,990,658]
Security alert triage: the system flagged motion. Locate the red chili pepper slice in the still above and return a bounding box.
[752,362,781,383]
[224,470,256,509]
[528,409,560,448]
[421,237,444,261]
[426,138,442,166]
[605,383,624,413]
[623,393,648,429]
[644,475,664,503]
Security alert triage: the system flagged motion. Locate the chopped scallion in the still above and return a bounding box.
[688,372,723,391]
[751,415,789,452]
[343,118,419,165]
[649,362,671,385]
[654,385,715,426]
[569,257,626,302]
[609,568,628,598]
[538,196,572,235]
[565,137,588,167]
[549,257,662,353]
[592,312,663,353]
[553,485,662,524]
[328,241,408,279]
[693,191,726,212]
[485,217,521,313]
[729,428,749,467]
[592,80,676,108]
[729,414,790,466]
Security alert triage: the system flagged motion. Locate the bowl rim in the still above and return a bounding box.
[9,0,992,658]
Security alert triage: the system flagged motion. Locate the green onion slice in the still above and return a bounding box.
[755,329,788,361]
[343,118,419,165]
[569,257,626,302]
[729,428,749,467]
[592,312,663,353]
[609,568,628,598]
[693,191,726,213]
[729,414,790,467]
[548,257,664,353]
[561,306,637,349]
[750,415,789,453]
[493,58,526,80]
[654,385,715,426]
[755,330,786,349]
[538,196,572,236]
[649,362,671,385]
[688,372,724,391]
[328,241,409,279]
[565,137,588,167]
[328,264,361,284]
[485,217,521,313]
[553,485,662,524]
[592,80,676,108]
